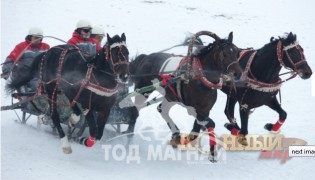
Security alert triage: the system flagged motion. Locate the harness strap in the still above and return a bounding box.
[50,49,68,115]
[70,66,93,107]
[159,74,182,101]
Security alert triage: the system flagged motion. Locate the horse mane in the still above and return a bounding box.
[196,39,231,58]
[196,43,214,57]
[129,54,147,76]
[257,32,297,57]
[94,47,115,75]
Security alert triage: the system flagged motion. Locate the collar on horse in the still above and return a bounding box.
[174,56,223,89]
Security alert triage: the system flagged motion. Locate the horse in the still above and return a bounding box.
[189,32,312,146]
[6,33,130,153]
[126,31,242,159]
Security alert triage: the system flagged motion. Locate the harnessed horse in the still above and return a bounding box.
[189,32,312,146]
[6,33,130,153]
[127,31,242,160]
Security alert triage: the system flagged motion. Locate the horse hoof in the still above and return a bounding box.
[79,137,96,147]
[208,156,217,163]
[224,123,240,136]
[182,134,198,146]
[61,136,72,153]
[264,123,273,131]
[170,135,181,148]
[122,130,135,136]
[62,147,72,154]
[237,134,248,146]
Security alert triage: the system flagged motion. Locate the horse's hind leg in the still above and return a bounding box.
[195,110,217,162]
[50,98,72,154]
[157,101,180,147]
[264,97,287,133]
[224,97,241,136]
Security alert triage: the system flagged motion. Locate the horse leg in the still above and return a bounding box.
[96,109,111,140]
[80,111,97,147]
[264,97,287,133]
[123,106,138,134]
[195,110,217,162]
[224,97,241,136]
[238,107,250,146]
[157,101,181,147]
[68,103,81,126]
[123,93,147,134]
[49,94,72,154]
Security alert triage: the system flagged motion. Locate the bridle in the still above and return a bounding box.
[105,41,129,74]
[276,40,306,72]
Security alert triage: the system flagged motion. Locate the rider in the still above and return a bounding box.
[67,20,101,56]
[91,26,105,46]
[2,27,50,91]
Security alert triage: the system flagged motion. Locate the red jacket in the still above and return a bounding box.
[67,32,101,54]
[7,40,50,62]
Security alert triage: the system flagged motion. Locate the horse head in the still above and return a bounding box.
[201,32,242,81]
[106,33,130,83]
[278,32,312,79]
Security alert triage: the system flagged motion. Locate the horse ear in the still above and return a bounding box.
[121,33,126,42]
[270,37,275,42]
[228,32,233,43]
[107,33,112,44]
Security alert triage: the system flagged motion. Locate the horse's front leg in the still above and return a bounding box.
[158,101,180,147]
[80,111,97,147]
[224,97,241,136]
[264,97,287,133]
[96,108,111,140]
[238,105,250,146]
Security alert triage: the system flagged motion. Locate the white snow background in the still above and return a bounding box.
[1,0,315,180]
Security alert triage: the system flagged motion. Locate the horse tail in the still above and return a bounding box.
[5,52,45,94]
[129,54,147,83]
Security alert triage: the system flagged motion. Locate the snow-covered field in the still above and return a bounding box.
[1,0,315,179]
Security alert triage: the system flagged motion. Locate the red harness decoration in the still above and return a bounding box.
[159,73,181,101]
[175,56,223,89]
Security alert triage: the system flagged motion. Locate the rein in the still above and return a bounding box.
[240,40,300,92]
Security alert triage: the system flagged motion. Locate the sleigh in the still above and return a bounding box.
[2,83,133,139]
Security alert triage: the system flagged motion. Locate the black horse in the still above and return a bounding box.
[126,32,242,158]
[6,33,129,153]
[189,32,312,146]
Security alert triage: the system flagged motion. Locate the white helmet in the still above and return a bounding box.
[28,27,43,37]
[91,26,105,36]
[76,19,92,29]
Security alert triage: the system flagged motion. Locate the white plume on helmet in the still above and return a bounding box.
[91,26,105,36]
[28,27,43,37]
[76,19,92,29]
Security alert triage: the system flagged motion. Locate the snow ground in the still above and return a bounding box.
[1,0,315,180]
